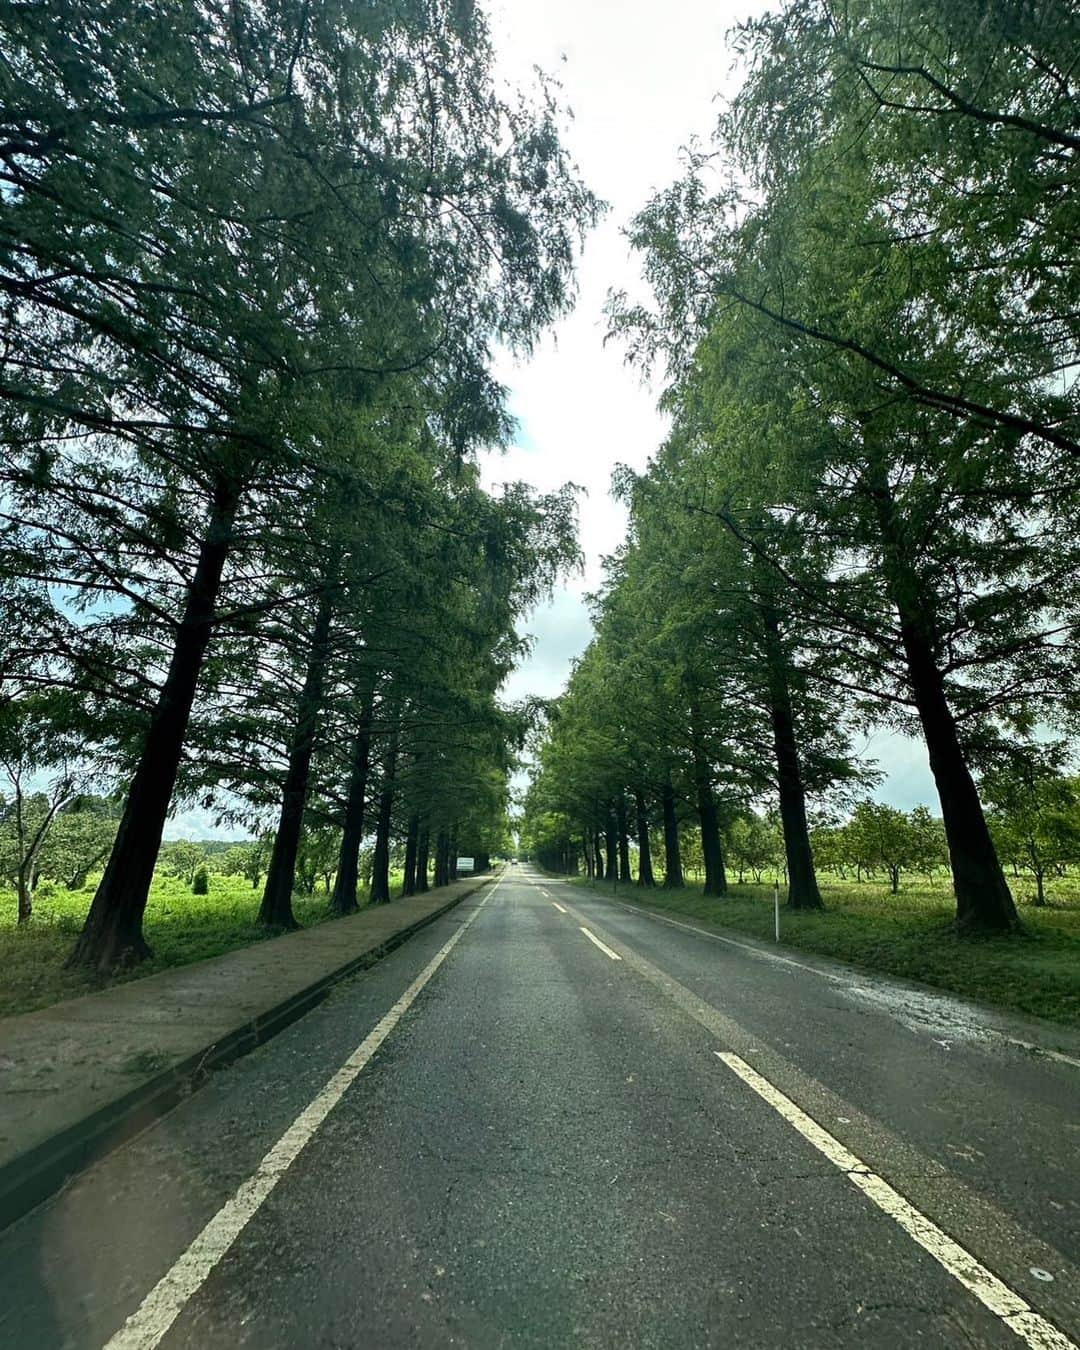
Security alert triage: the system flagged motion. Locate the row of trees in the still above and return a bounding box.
[0,1,597,967]
[526,0,1080,934]
[526,780,1080,905]
[0,794,511,923]
[157,828,511,899]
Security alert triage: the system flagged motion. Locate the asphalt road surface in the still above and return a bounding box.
[2,865,1078,1349]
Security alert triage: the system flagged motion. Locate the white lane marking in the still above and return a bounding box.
[1004,1038,1080,1071]
[579,926,621,961]
[104,880,502,1350]
[613,899,1080,1073]
[715,1051,1076,1350]
[552,902,567,914]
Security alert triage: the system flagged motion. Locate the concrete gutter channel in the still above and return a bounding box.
[0,872,496,1231]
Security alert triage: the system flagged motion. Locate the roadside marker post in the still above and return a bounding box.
[774,880,780,943]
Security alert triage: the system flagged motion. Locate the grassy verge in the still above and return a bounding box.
[566,873,1080,1028]
[0,872,405,1018]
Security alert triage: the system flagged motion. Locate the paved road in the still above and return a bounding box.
[2,866,1078,1349]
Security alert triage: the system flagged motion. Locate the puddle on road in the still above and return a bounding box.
[834,971,1080,1067]
[837,975,1004,1050]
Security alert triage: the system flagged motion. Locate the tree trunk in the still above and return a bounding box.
[401,813,420,897]
[593,828,605,880]
[616,796,632,882]
[259,589,334,929]
[329,678,376,916]
[583,828,594,879]
[689,719,727,897]
[900,617,1018,931]
[661,779,683,888]
[635,790,656,887]
[448,825,459,882]
[16,872,33,924]
[416,826,430,892]
[869,467,1019,933]
[69,479,238,970]
[696,780,727,897]
[67,846,110,892]
[433,829,448,887]
[15,786,62,923]
[760,604,824,911]
[604,810,618,881]
[369,727,399,904]
[1035,869,1045,906]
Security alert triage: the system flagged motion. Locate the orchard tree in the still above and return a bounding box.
[0,697,81,921]
[39,797,120,891]
[984,758,1080,906]
[725,813,781,885]
[846,802,944,895]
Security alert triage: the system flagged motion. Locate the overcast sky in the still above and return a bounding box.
[168,0,936,840]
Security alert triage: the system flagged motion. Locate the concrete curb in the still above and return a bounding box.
[0,875,493,1232]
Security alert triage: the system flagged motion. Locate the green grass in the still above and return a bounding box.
[0,870,405,1018]
[567,872,1080,1028]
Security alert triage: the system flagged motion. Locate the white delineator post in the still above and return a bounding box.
[774,880,780,943]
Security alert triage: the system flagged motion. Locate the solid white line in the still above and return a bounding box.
[715,1051,1075,1350]
[1004,1037,1080,1071]
[579,926,621,961]
[552,901,567,914]
[103,880,501,1350]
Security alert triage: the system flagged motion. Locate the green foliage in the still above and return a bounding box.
[984,760,1080,905]
[157,842,208,886]
[39,799,120,890]
[842,803,948,894]
[216,841,271,889]
[190,867,209,896]
[295,827,339,896]
[725,814,783,884]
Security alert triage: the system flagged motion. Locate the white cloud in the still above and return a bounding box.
[864,731,939,812]
[163,808,251,843]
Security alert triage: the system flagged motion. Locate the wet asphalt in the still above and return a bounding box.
[1,866,1077,1349]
